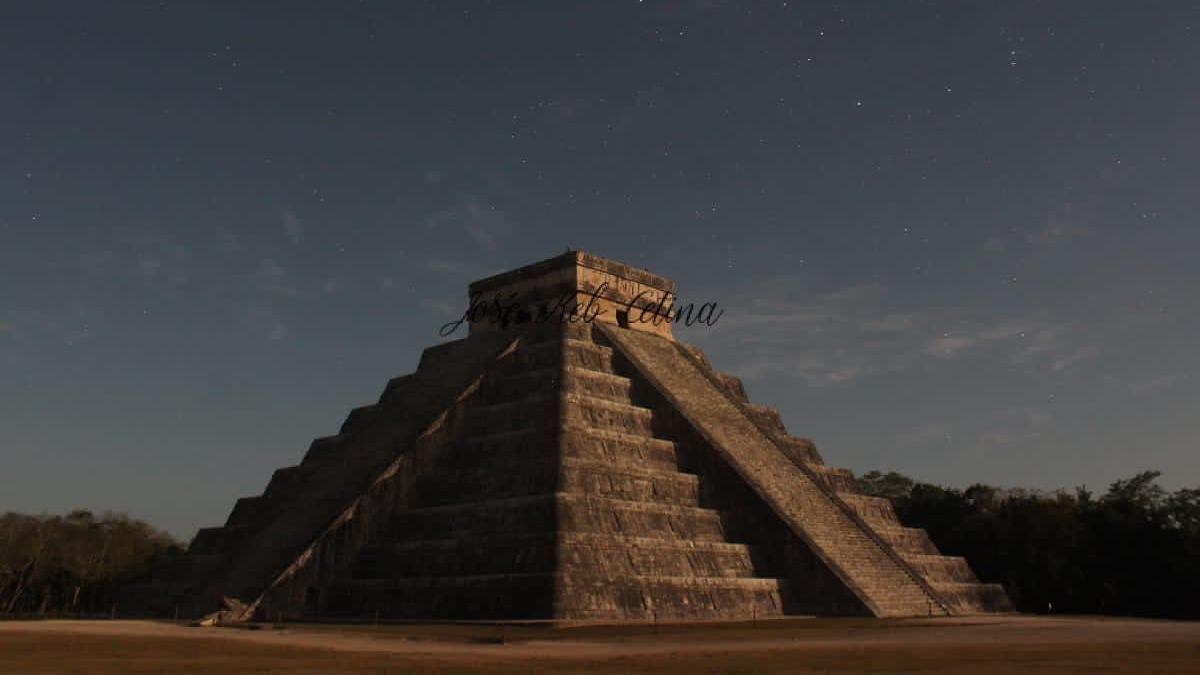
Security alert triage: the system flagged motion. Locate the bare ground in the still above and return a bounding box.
[2,615,1197,674]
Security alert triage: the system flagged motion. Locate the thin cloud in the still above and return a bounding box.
[245,303,288,341]
[982,235,1009,254]
[422,258,488,278]
[694,280,924,385]
[242,259,301,340]
[465,220,497,251]
[1130,374,1184,396]
[982,203,1096,254]
[319,278,342,296]
[139,258,162,278]
[422,194,508,251]
[249,258,298,297]
[1027,220,1093,248]
[691,276,1098,386]
[122,232,189,287]
[895,406,1055,450]
[378,276,406,291]
[282,209,304,244]
[925,320,1046,360]
[610,85,667,138]
[419,296,462,320]
[1050,344,1101,372]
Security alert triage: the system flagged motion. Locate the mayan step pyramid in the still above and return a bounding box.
[136,251,1012,620]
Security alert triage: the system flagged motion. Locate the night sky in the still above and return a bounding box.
[4,2,1198,538]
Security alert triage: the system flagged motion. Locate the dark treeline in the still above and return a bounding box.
[0,510,182,616]
[4,473,1198,619]
[858,469,1200,619]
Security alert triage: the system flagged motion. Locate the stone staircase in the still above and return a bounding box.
[603,325,1011,616]
[834,493,1012,613]
[712,363,1012,614]
[600,324,981,617]
[131,330,519,618]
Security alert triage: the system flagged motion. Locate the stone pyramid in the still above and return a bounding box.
[139,251,1011,620]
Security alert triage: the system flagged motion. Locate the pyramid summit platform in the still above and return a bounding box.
[134,251,1012,621]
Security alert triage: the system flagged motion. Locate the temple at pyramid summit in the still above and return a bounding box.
[132,251,1012,620]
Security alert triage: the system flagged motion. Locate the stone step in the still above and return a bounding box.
[454,425,682,473]
[354,533,558,579]
[558,574,787,620]
[410,455,700,508]
[557,534,759,579]
[300,433,349,464]
[512,320,596,347]
[514,338,616,373]
[836,493,901,529]
[325,573,557,619]
[263,463,319,497]
[375,373,414,408]
[869,525,940,555]
[929,582,1015,614]
[465,394,557,436]
[297,432,396,472]
[744,403,788,437]
[224,496,265,527]
[561,426,681,471]
[561,339,616,372]
[805,464,858,492]
[712,372,749,402]
[869,596,948,618]
[384,495,552,540]
[483,366,634,406]
[763,435,824,468]
[478,368,559,403]
[558,458,700,506]
[556,493,730,540]
[459,427,553,452]
[328,573,788,620]
[188,524,249,554]
[556,532,754,555]
[901,554,979,584]
[384,493,730,542]
[338,403,377,435]
[562,392,656,436]
[563,367,635,403]
[354,532,760,580]
[410,456,559,507]
[464,391,655,438]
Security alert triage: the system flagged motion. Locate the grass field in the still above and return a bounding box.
[2,615,1198,674]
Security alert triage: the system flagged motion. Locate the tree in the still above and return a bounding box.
[855,470,915,501]
[1166,488,1200,533]
[0,511,181,616]
[863,468,1200,619]
[1102,471,1166,513]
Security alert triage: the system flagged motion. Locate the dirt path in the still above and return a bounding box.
[3,615,1197,662]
